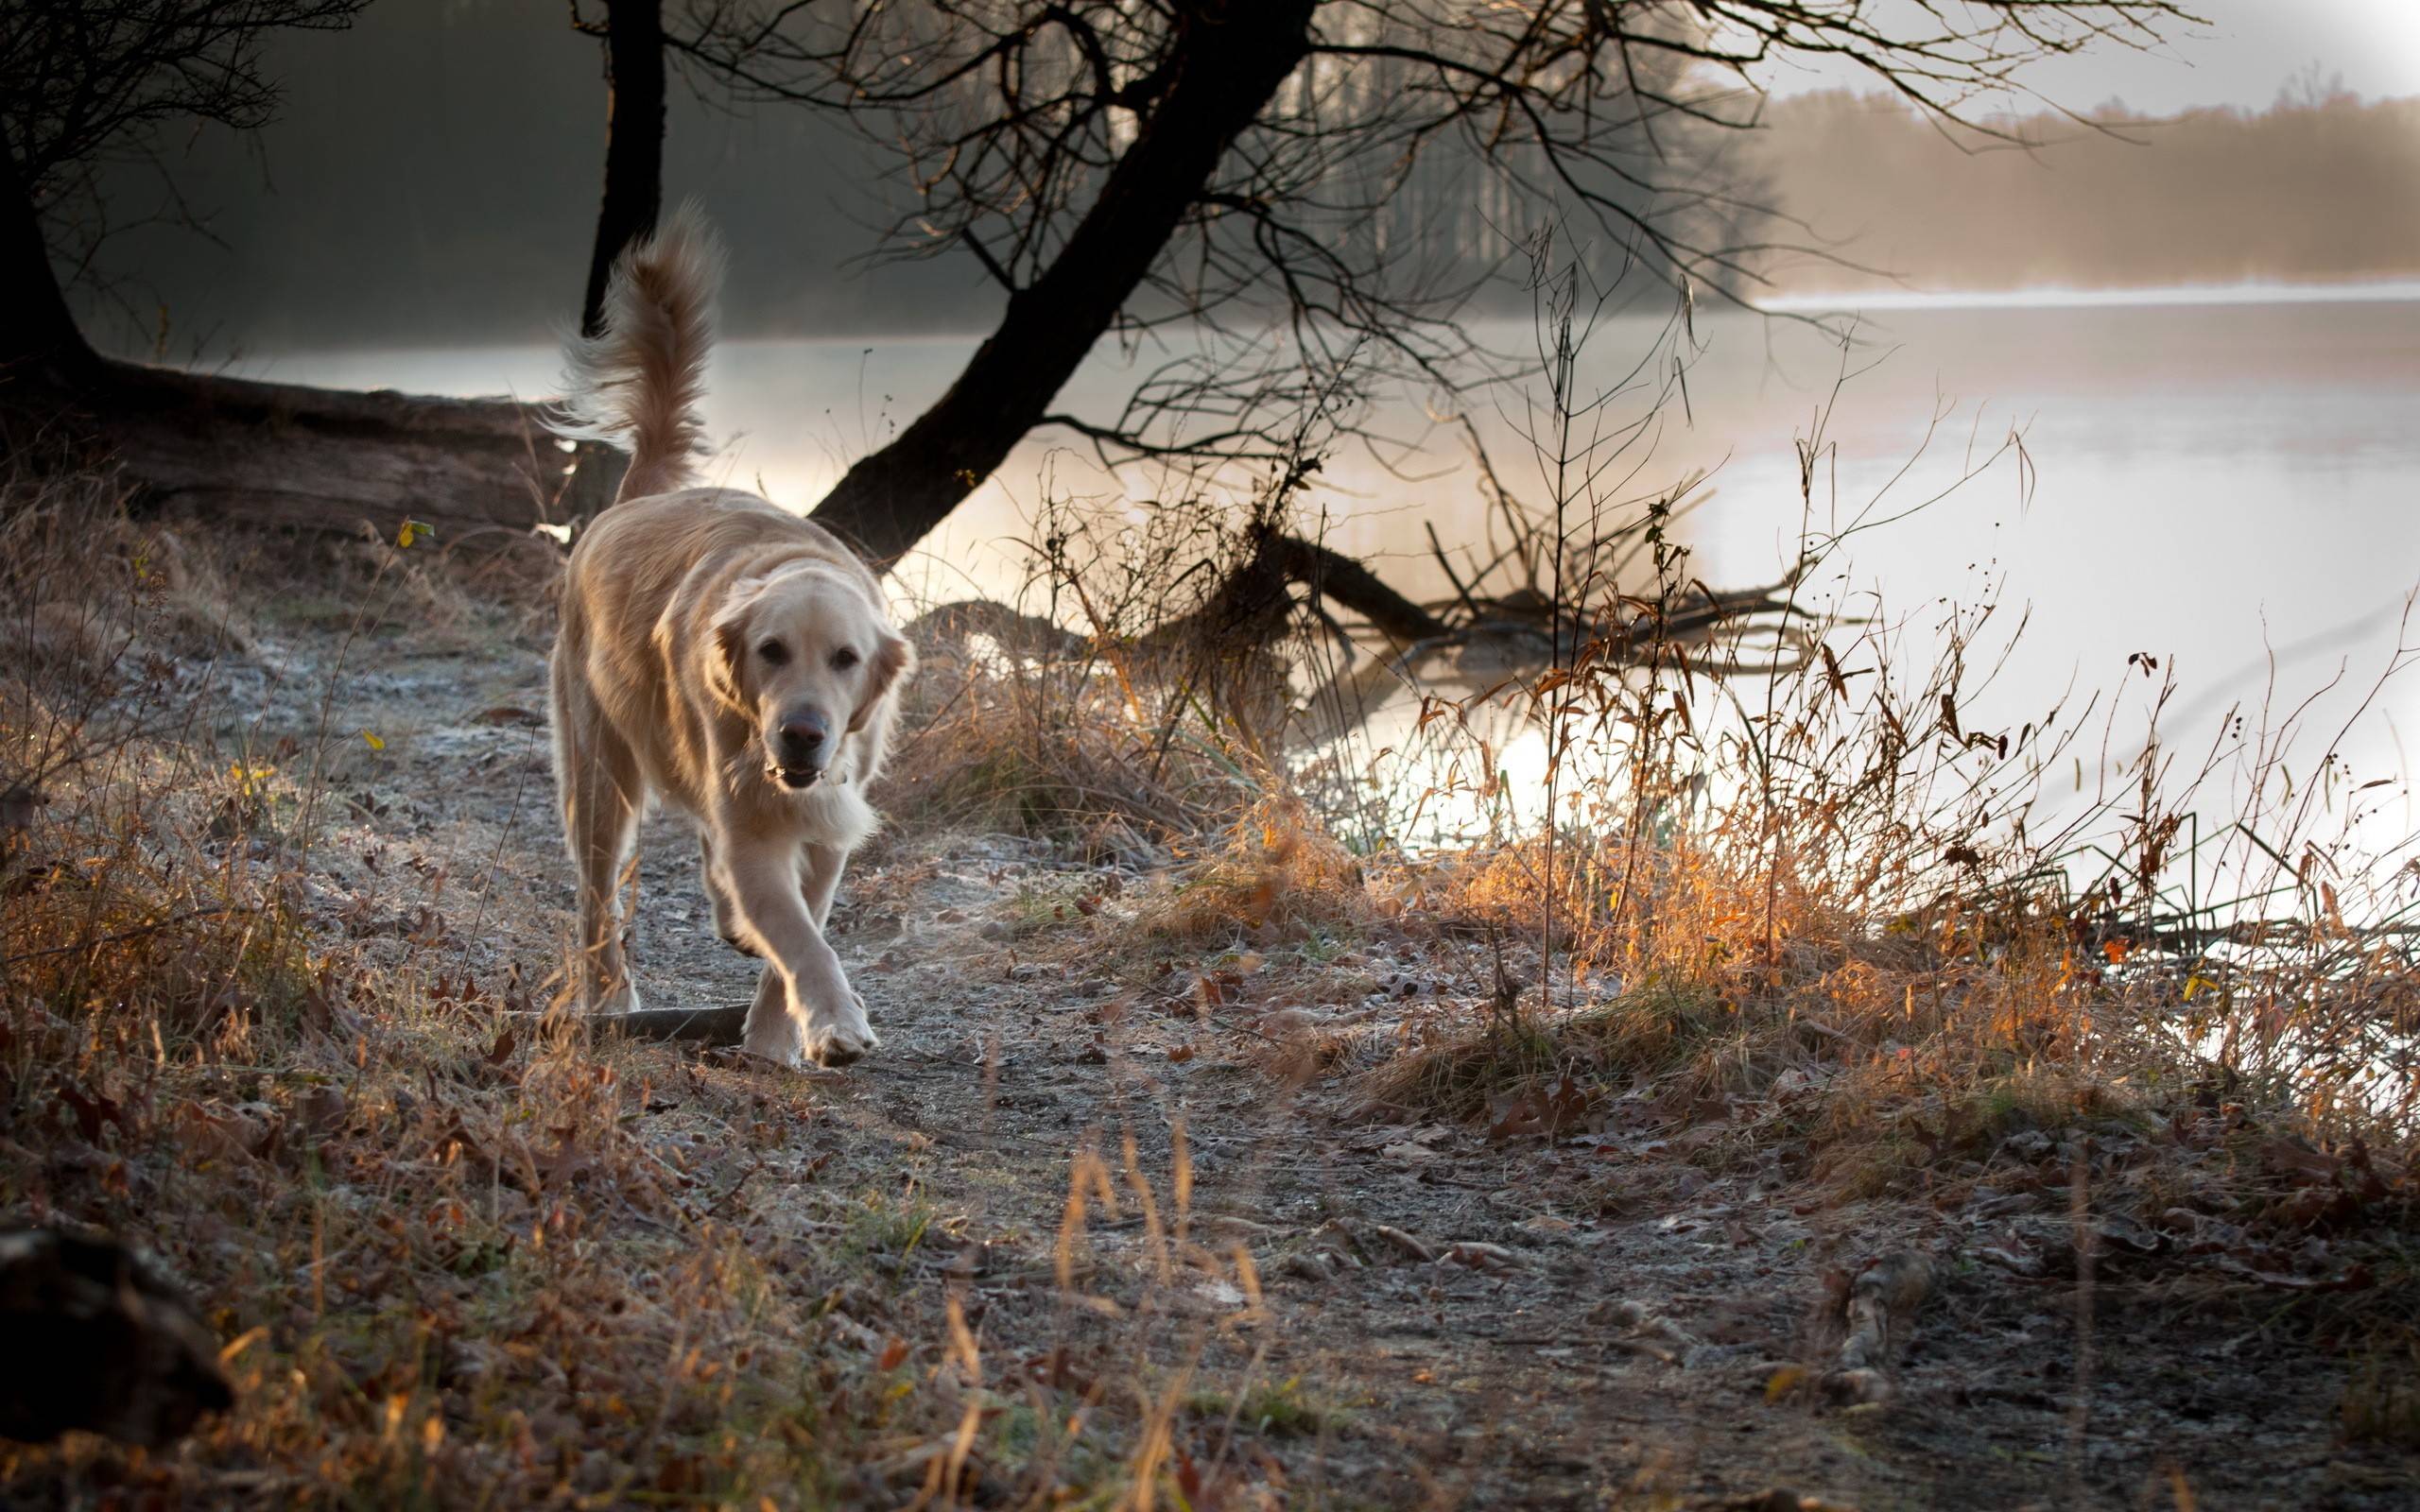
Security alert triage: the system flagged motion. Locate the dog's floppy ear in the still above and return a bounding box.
[847,627,915,733]
[705,585,758,714]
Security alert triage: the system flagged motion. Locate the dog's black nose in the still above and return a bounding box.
[774,712,829,766]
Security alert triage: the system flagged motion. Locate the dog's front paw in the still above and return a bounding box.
[802,997,879,1068]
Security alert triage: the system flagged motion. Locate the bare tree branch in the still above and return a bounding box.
[0,0,369,377]
[614,2,2192,564]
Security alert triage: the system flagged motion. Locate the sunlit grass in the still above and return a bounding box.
[5,340,2415,1508]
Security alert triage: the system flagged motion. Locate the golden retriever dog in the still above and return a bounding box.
[547,209,912,1067]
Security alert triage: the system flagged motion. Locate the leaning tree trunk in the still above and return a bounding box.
[579,0,667,338]
[0,142,621,534]
[0,146,100,391]
[805,1,1318,566]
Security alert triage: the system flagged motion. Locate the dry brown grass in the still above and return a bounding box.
[0,475,1201,1507]
[867,415,2418,1240]
[880,626,1257,863]
[2342,1343,2420,1451]
[6,411,2415,1501]
[2,479,829,1503]
[1135,795,1371,946]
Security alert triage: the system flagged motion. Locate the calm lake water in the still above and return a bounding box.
[251,287,2420,836]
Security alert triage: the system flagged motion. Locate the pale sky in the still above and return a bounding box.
[1754,0,2420,113]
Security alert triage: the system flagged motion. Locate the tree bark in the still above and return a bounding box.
[580,0,667,338]
[806,1,1318,566]
[0,145,100,390]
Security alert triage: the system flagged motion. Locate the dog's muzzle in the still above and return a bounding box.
[769,711,830,790]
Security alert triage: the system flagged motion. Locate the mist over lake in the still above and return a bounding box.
[251,285,2420,804]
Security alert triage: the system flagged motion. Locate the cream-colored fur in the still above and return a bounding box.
[547,208,913,1067]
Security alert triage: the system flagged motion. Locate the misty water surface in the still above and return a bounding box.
[250,289,2420,833]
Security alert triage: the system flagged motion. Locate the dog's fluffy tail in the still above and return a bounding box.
[552,203,725,503]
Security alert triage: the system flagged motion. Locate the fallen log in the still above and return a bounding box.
[506,1003,752,1044]
[586,1003,752,1043]
[4,359,623,541]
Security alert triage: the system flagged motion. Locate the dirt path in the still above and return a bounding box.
[269,600,2407,1512]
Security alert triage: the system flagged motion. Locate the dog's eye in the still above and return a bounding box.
[830,646,861,671]
[757,639,789,665]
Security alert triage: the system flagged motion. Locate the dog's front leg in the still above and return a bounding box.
[717,831,876,1068]
[697,832,755,956]
[802,841,847,931]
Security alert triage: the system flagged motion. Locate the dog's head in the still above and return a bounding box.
[708,563,912,791]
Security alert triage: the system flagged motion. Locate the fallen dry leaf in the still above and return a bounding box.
[1372,1225,1435,1262]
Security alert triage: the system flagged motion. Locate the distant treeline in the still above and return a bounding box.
[1746,89,2420,296]
[61,0,2420,361]
[70,1,1717,359]
[70,2,1001,361]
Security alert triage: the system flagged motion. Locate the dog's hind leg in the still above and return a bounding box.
[555,678,645,1014]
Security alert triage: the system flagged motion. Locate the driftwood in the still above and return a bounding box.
[4,360,623,541]
[905,509,1811,751]
[905,527,1437,664]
